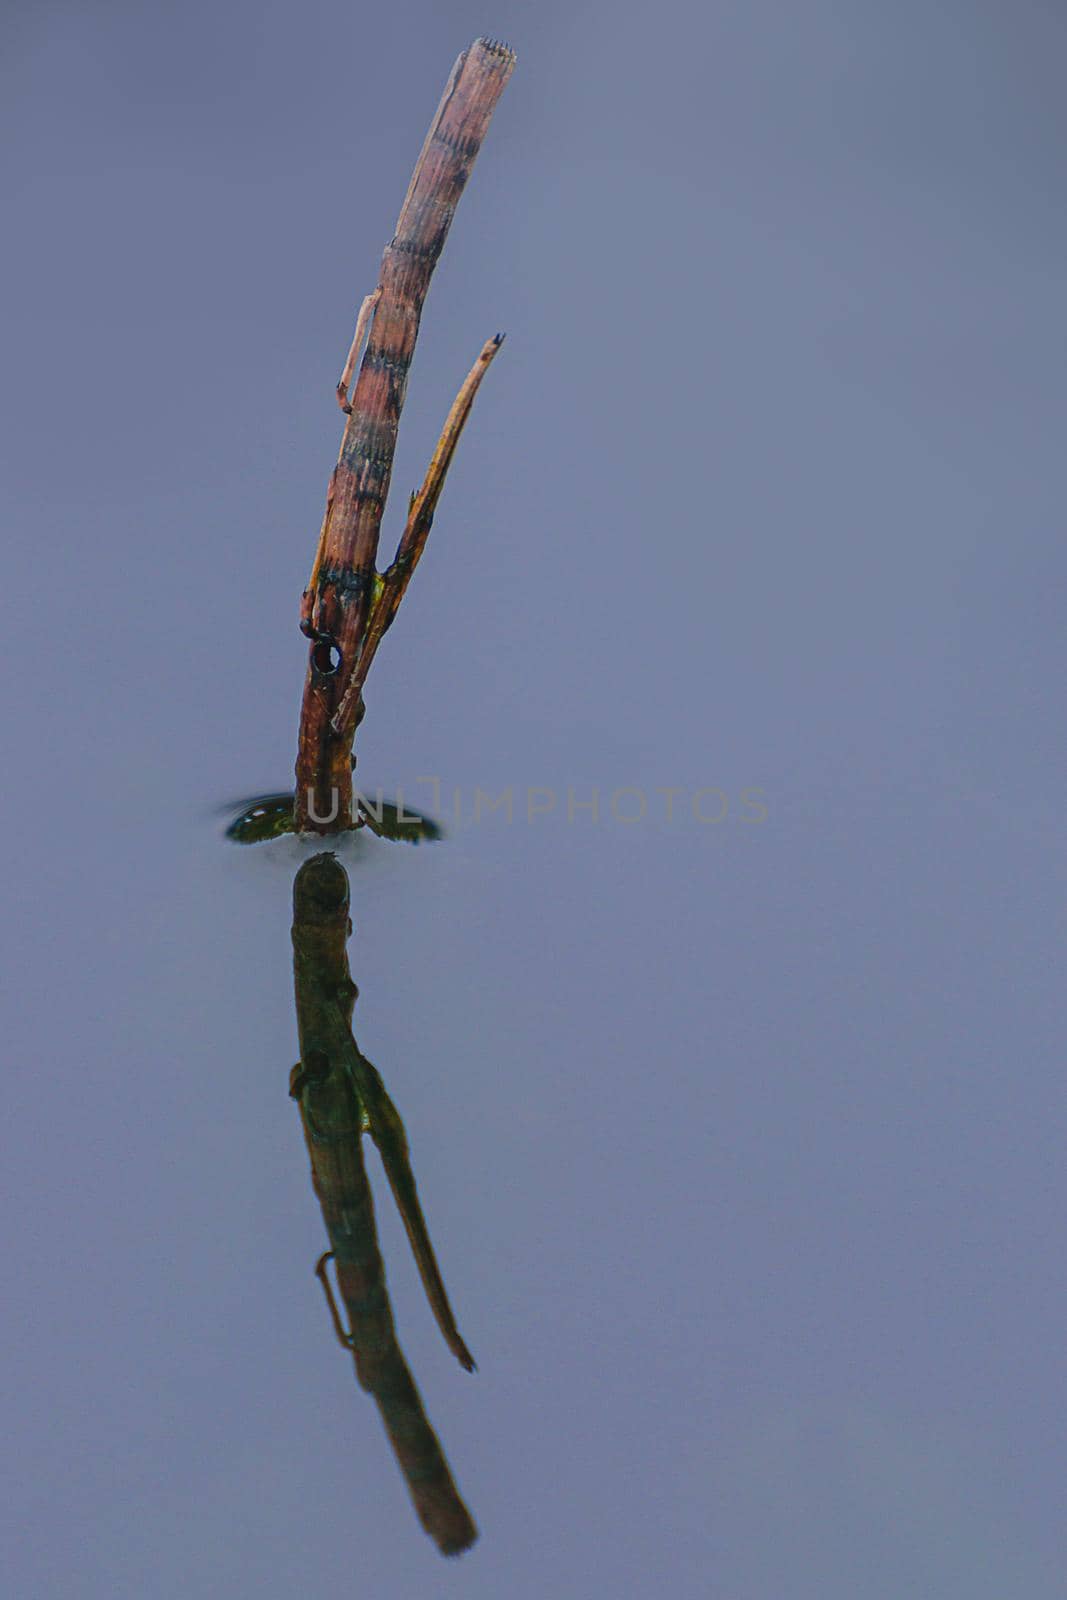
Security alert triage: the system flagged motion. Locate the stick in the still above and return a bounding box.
[295,37,515,833]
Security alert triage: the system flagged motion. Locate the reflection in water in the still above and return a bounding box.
[289,852,477,1555]
[223,789,443,845]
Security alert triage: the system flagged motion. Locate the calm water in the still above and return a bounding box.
[5,5,1067,1596]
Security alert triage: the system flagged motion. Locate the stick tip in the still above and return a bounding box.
[475,36,516,62]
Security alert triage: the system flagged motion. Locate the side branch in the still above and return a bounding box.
[331,333,504,736]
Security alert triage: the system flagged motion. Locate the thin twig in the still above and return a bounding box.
[331,333,504,735]
[335,287,381,414]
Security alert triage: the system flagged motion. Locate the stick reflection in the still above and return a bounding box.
[289,852,476,1556]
